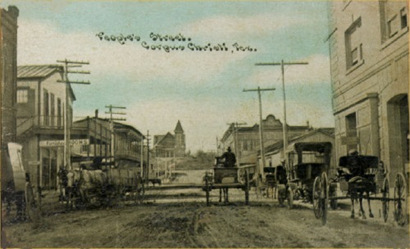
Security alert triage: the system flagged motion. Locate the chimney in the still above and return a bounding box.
[95,109,98,118]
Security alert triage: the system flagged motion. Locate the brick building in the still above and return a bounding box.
[327,0,409,181]
[1,6,19,189]
[220,114,310,165]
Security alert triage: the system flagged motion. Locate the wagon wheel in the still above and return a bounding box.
[287,187,294,209]
[382,176,390,223]
[394,173,408,226]
[312,176,322,219]
[320,172,329,225]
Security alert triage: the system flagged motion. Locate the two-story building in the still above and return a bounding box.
[16,64,75,189]
[327,0,409,181]
[73,116,145,171]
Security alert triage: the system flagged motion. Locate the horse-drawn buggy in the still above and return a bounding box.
[312,153,408,226]
[202,157,252,205]
[283,142,335,206]
[261,165,288,202]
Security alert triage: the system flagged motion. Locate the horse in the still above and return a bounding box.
[347,176,375,219]
[338,156,377,219]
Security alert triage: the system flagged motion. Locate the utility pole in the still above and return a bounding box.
[255,60,308,165]
[145,130,151,181]
[216,136,219,155]
[57,59,90,170]
[105,105,126,167]
[226,122,247,168]
[140,137,144,178]
[243,87,275,180]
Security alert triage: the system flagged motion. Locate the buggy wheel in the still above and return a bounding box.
[382,176,390,223]
[312,176,322,219]
[394,173,408,226]
[287,187,293,209]
[320,172,329,225]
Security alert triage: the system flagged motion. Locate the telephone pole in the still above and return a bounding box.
[255,60,308,164]
[243,87,275,180]
[145,130,151,181]
[140,137,144,178]
[57,59,90,170]
[105,105,126,167]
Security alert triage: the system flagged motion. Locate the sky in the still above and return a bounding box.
[2,0,334,152]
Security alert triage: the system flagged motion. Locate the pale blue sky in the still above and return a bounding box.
[2,0,334,152]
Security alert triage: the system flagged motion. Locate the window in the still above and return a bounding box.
[17,89,28,103]
[43,90,49,125]
[388,14,399,37]
[345,112,358,152]
[401,8,408,29]
[381,0,408,43]
[345,17,363,70]
[50,94,55,126]
[57,98,62,127]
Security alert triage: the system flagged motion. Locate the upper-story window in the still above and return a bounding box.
[345,17,363,70]
[380,0,408,43]
[57,98,62,127]
[400,8,408,29]
[43,89,49,125]
[17,88,28,103]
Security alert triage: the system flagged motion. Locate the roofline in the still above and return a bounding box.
[153,132,174,147]
[263,128,335,154]
[17,64,76,101]
[17,64,63,79]
[73,117,144,138]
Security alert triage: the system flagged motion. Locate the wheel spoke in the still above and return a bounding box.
[382,177,389,223]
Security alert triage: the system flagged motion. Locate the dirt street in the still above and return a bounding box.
[1,170,409,248]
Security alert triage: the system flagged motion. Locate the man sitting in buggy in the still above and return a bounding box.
[221,147,236,168]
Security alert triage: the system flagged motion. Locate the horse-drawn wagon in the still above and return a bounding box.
[312,154,408,226]
[66,158,144,208]
[202,157,252,205]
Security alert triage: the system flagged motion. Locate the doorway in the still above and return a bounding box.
[387,94,409,178]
